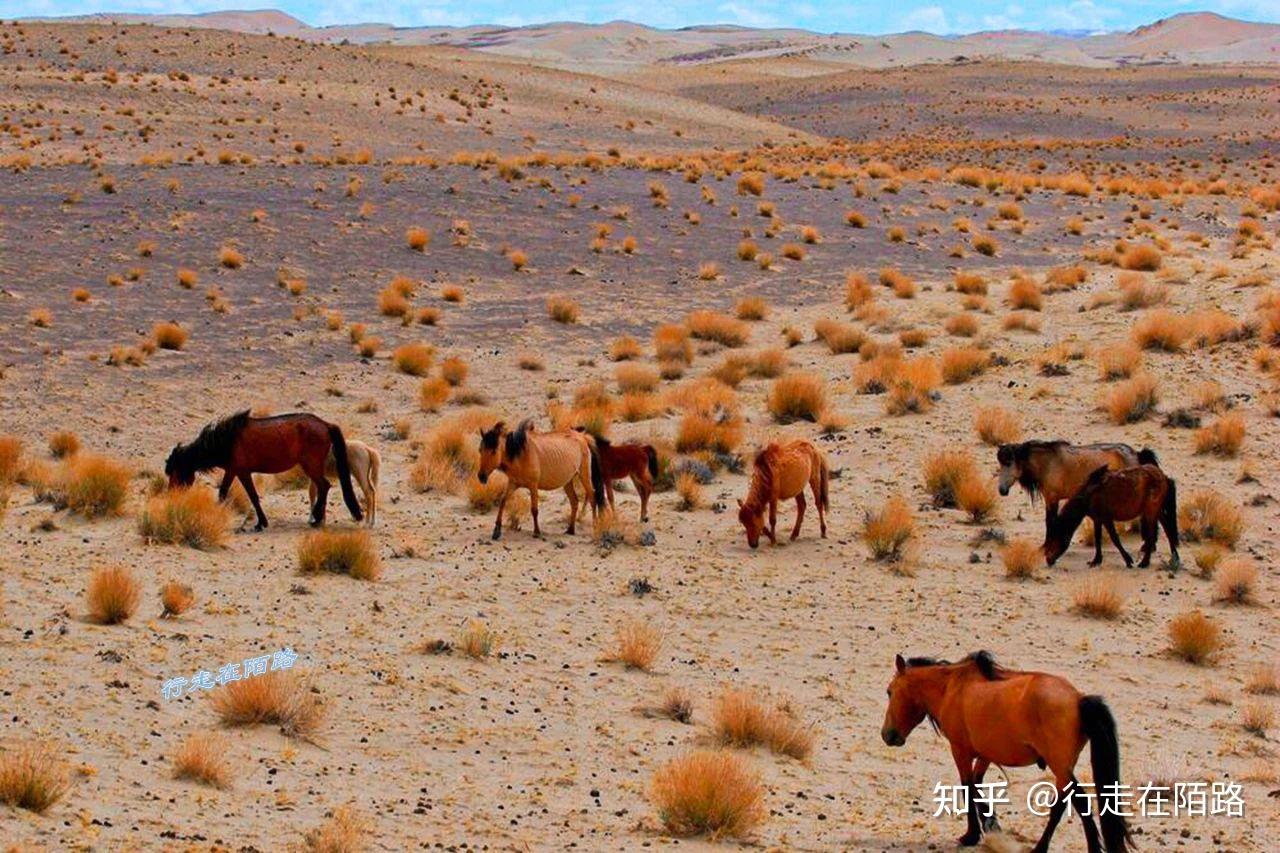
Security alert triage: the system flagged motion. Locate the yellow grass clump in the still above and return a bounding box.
[547,295,580,324]
[172,733,232,789]
[1096,344,1142,380]
[297,530,381,581]
[405,226,430,251]
[1213,558,1258,605]
[974,406,1021,445]
[923,450,978,508]
[845,272,874,309]
[152,322,188,350]
[47,453,131,518]
[604,619,663,671]
[698,262,721,281]
[440,356,469,386]
[0,435,22,484]
[609,336,644,361]
[1072,573,1128,618]
[1119,243,1162,271]
[712,687,814,760]
[302,805,368,852]
[86,565,140,625]
[616,363,660,394]
[1132,310,1189,351]
[48,431,80,459]
[766,373,826,423]
[655,324,693,364]
[218,245,244,269]
[458,619,500,659]
[0,742,70,814]
[687,311,749,347]
[1241,701,1274,737]
[675,471,703,511]
[649,750,764,840]
[1007,277,1042,310]
[160,581,195,617]
[392,342,435,376]
[955,474,998,523]
[138,486,230,549]
[735,296,768,321]
[1179,491,1243,548]
[1168,610,1224,665]
[419,376,452,412]
[1103,373,1159,424]
[863,495,914,562]
[813,318,867,354]
[940,346,990,384]
[885,357,941,415]
[1002,538,1041,579]
[1194,412,1245,457]
[211,670,324,738]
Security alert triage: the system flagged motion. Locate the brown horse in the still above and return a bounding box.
[478,420,604,540]
[578,430,658,522]
[736,439,829,548]
[166,411,362,531]
[882,652,1131,853]
[1044,464,1179,568]
[309,439,381,527]
[996,440,1156,539]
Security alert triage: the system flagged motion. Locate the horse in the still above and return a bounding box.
[1044,463,1178,569]
[577,430,658,522]
[996,440,1157,539]
[308,439,380,527]
[882,652,1131,853]
[477,420,604,540]
[736,439,829,548]
[165,410,362,531]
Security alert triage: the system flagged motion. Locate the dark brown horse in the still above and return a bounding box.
[166,411,362,531]
[996,440,1156,539]
[882,652,1130,853]
[577,430,658,522]
[1044,464,1179,568]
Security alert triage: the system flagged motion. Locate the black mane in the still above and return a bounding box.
[168,410,250,475]
[906,651,1003,680]
[504,419,533,460]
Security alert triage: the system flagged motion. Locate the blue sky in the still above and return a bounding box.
[9,0,1280,34]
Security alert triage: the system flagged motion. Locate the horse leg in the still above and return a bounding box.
[950,747,982,846]
[790,492,806,540]
[1029,777,1073,853]
[813,473,827,538]
[217,469,234,502]
[1070,776,1103,853]
[528,487,540,538]
[1089,517,1104,567]
[606,479,617,514]
[1104,519,1133,568]
[239,473,268,531]
[1045,500,1059,541]
[1137,516,1154,568]
[767,497,779,545]
[491,482,512,540]
[631,474,650,523]
[972,758,999,833]
[564,481,579,535]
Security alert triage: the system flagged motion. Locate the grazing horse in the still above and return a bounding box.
[736,439,829,548]
[477,420,604,540]
[882,652,1131,853]
[1044,464,1178,568]
[165,410,362,531]
[577,430,658,522]
[308,439,381,527]
[996,440,1156,539]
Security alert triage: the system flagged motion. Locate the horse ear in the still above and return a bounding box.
[1087,464,1110,486]
[736,498,743,509]
[895,654,906,674]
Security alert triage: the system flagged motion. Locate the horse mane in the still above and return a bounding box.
[905,651,1006,681]
[743,445,777,509]
[180,410,250,471]
[1003,440,1070,501]
[504,419,533,460]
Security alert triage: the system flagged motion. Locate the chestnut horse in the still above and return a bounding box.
[1044,464,1178,568]
[996,440,1156,539]
[308,439,381,527]
[577,430,658,522]
[882,652,1131,853]
[166,411,362,531]
[478,420,604,540]
[736,439,829,548]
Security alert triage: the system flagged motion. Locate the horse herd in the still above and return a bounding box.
[162,410,1177,852]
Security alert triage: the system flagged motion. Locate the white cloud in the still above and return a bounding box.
[899,5,949,33]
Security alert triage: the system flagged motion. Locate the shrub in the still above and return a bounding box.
[863,495,913,561]
[845,273,874,309]
[1213,558,1257,605]
[392,342,435,376]
[973,234,998,256]
[1194,412,1245,457]
[1119,274,1167,310]
[138,486,230,549]
[547,295,579,324]
[845,210,866,228]
[945,314,979,337]
[509,249,528,271]
[172,733,232,789]
[675,472,703,511]
[1096,344,1142,380]
[1072,573,1127,618]
[712,687,814,760]
[1002,538,1040,579]
[1179,491,1243,548]
[687,311,748,347]
[1002,311,1042,333]
[616,363,660,394]
[676,412,742,454]
[649,750,764,840]
[609,336,643,361]
[218,246,243,268]
[210,670,324,738]
[974,406,1021,445]
[177,268,199,289]
[377,286,410,317]
[1119,243,1162,271]
[1007,277,1042,310]
[160,581,195,617]
[940,346,989,385]
[735,297,768,321]
[781,243,805,261]
[302,805,368,852]
[885,357,941,415]
[697,262,721,281]
[1168,610,1224,665]
[440,284,464,303]
[604,619,662,671]
[458,619,500,659]
[1132,310,1189,351]
[0,742,70,814]
[440,356,468,386]
[1246,663,1280,696]
[86,565,140,624]
[767,373,826,423]
[736,240,758,261]
[152,322,188,350]
[1241,702,1274,737]
[655,324,693,364]
[48,431,80,459]
[923,451,977,507]
[955,474,997,522]
[813,318,866,354]
[49,453,131,517]
[954,271,987,295]
[1103,373,1159,424]
[297,530,381,581]
[0,435,22,484]
[405,226,430,251]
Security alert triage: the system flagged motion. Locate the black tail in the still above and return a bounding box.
[1136,447,1159,466]
[1162,476,1179,551]
[328,425,364,522]
[588,441,606,509]
[1079,696,1131,853]
[645,445,659,479]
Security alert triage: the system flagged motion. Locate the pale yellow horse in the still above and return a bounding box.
[477,420,604,540]
[308,439,381,526]
[736,439,830,548]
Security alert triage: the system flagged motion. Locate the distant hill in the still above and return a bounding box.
[23,9,1280,70]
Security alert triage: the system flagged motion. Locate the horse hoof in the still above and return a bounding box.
[253,524,266,533]
[957,832,982,847]
[1088,559,1102,567]
[491,529,502,541]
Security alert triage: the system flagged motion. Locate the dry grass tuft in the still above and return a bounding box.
[138,486,230,549]
[649,750,764,840]
[940,346,990,385]
[0,742,70,814]
[604,619,663,671]
[218,245,244,269]
[405,226,430,251]
[211,670,324,739]
[1241,701,1275,737]
[1119,243,1162,271]
[1168,611,1224,665]
[297,530,381,581]
[863,495,914,562]
[48,431,80,459]
[767,373,826,423]
[1212,558,1257,605]
[160,581,195,617]
[609,336,644,361]
[1072,573,1128,618]
[547,295,580,324]
[1096,344,1142,380]
[1193,412,1245,457]
[152,322,188,350]
[955,474,998,523]
[974,406,1021,445]
[713,687,814,760]
[1103,373,1159,424]
[392,342,435,376]
[440,356,469,387]
[1179,491,1243,548]
[172,733,232,789]
[302,805,368,852]
[885,357,941,415]
[1007,277,1042,311]
[0,435,22,484]
[86,565,140,624]
[1002,538,1041,580]
[687,311,749,348]
[1132,310,1189,352]
[1245,663,1280,696]
[923,451,978,508]
[458,619,500,659]
[47,453,131,518]
[675,472,703,511]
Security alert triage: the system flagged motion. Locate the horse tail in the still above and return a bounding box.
[1079,695,1131,853]
[588,439,606,509]
[645,445,659,479]
[328,425,364,522]
[819,452,830,512]
[1162,475,1179,550]
[1136,447,1159,466]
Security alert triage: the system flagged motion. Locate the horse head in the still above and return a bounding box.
[995,442,1024,496]
[881,654,929,747]
[737,498,768,549]
[1043,466,1109,565]
[164,443,196,488]
[477,421,506,484]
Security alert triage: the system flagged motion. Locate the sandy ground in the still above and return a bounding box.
[0,20,1278,853]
